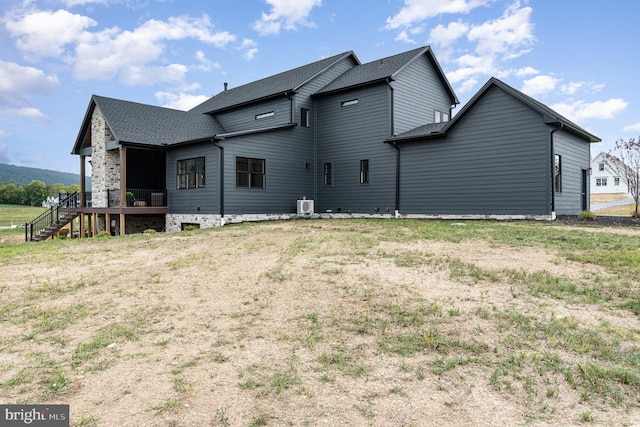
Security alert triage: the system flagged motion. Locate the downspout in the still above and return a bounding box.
[213,140,224,222]
[386,78,400,216]
[391,142,400,214]
[286,92,294,124]
[549,123,564,220]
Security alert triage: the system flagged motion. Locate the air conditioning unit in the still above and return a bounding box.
[297,199,314,215]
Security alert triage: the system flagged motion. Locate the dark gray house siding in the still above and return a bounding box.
[397,85,552,215]
[214,97,292,133]
[553,129,591,215]
[166,144,219,214]
[392,54,454,134]
[315,83,396,213]
[221,126,314,214]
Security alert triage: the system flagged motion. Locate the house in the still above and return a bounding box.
[590,151,629,195]
[60,46,599,239]
[386,78,600,218]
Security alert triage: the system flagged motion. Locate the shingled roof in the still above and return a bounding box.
[386,77,601,144]
[72,96,226,154]
[313,46,458,104]
[189,51,358,115]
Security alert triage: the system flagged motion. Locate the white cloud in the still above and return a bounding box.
[238,39,259,61]
[560,81,583,95]
[622,122,640,133]
[0,61,59,98]
[429,21,469,48]
[4,107,51,123]
[551,99,628,122]
[521,75,557,96]
[5,9,97,59]
[155,91,210,111]
[62,0,111,5]
[252,0,322,36]
[386,0,491,30]
[395,30,417,44]
[515,66,538,77]
[194,51,221,72]
[73,15,236,84]
[467,2,534,59]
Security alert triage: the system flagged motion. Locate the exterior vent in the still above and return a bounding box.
[297,199,314,215]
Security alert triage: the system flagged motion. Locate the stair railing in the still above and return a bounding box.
[25,192,81,241]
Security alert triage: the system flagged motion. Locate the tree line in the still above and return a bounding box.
[0,180,81,206]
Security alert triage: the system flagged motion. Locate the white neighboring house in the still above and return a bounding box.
[590,151,629,194]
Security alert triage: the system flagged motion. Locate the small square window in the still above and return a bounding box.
[598,163,605,171]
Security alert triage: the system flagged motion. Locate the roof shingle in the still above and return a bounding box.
[189,51,357,114]
[92,96,226,147]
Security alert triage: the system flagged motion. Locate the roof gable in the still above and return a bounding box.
[387,77,601,143]
[189,51,358,114]
[72,96,226,154]
[312,46,458,104]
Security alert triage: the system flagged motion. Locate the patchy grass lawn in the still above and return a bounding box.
[1,219,639,426]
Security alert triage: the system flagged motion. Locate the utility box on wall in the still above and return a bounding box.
[297,199,314,215]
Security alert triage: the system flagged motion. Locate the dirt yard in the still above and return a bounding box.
[1,219,639,426]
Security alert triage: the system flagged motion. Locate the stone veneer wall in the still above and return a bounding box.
[91,107,120,208]
[165,213,299,231]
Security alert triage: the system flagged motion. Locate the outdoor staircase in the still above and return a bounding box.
[25,192,81,242]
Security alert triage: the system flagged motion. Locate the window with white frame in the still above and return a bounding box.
[598,162,605,171]
[614,177,620,186]
[596,178,608,186]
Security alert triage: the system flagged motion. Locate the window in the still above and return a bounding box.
[434,110,449,123]
[554,154,562,193]
[596,178,608,187]
[598,162,605,171]
[324,162,332,186]
[301,108,310,127]
[177,157,205,189]
[614,177,620,186]
[255,111,274,120]
[341,99,358,107]
[236,157,265,189]
[360,159,369,184]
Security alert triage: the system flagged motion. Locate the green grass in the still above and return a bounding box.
[0,204,43,227]
[2,218,640,425]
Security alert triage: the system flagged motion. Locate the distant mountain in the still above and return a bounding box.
[0,163,90,187]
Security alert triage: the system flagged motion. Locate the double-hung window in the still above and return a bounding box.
[236,157,265,189]
[177,157,205,189]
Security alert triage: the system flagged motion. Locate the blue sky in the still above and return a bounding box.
[1,0,638,174]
